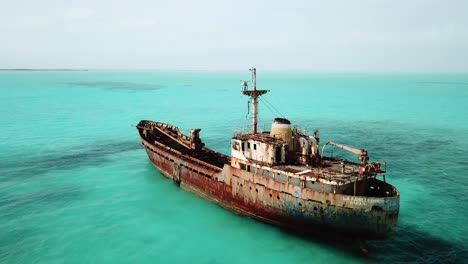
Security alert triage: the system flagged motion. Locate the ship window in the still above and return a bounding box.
[247,165,250,172]
[240,163,246,170]
[254,144,256,150]
[247,143,251,149]
[299,203,302,207]
[242,142,245,151]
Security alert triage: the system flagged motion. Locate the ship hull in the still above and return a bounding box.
[140,135,399,240]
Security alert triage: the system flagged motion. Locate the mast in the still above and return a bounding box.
[241,67,269,134]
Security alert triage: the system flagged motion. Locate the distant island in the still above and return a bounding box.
[0,69,88,71]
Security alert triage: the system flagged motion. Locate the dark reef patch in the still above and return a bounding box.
[277,222,467,262]
[1,140,141,180]
[0,185,82,215]
[369,224,467,263]
[67,81,166,91]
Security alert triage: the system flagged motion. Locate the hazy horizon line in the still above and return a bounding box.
[1,68,468,74]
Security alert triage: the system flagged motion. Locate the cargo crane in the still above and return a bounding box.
[322,141,385,176]
[323,141,368,165]
[324,141,368,165]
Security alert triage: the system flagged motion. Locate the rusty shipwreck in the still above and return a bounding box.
[136,68,399,240]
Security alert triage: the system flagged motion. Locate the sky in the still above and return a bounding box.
[1,0,468,71]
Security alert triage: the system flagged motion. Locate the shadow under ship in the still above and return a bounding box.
[136,68,399,240]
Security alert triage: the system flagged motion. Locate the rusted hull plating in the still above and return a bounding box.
[140,135,399,240]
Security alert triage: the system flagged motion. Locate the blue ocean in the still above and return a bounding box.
[1,70,467,263]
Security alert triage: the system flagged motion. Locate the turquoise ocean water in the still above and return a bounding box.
[1,71,468,263]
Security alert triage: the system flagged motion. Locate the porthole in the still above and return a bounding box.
[277,195,280,200]
[299,203,302,207]
[269,193,272,198]
[255,189,258,192]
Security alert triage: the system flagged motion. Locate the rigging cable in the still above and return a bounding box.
[258,96,280,117]
[258,96,285,118]
[236,93,250,132]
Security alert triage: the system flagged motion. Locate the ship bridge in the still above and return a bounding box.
[231,117,321,169]
[231,131,287,166]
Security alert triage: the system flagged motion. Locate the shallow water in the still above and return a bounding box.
[1,71,468,263]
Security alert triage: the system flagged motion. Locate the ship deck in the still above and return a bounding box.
[138,120,382,185]
[274,158,366,183]
[138,120,394,198]
[137,121,231,169]
[235,131,382,183]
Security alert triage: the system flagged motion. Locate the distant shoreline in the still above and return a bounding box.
[0,69,88,71]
